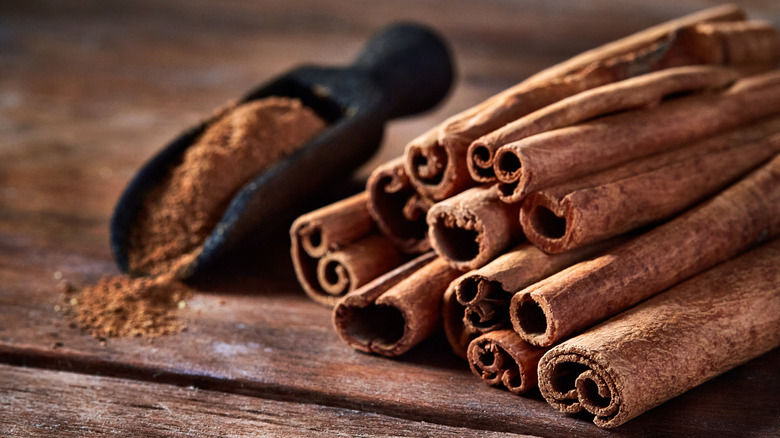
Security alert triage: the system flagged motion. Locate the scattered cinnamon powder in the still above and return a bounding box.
[66,97,325,339]
[128,96,327,276]
[65,275,190,338]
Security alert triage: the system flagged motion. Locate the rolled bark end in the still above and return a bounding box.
[298,223,327,258]
[494,147,523,183]
[428,209,484,269]
[442,284,478,360]
[539,351,622,422]
[520,193,573,253]
[427,186,523,271]
[367,158,432,254]
[404,128,458,201]
[316,255,352,296]
[304,233,406,305]
[511,292,555,347]
[454,275,501,305]
[334,256,459,357]
[333,302,407,352]
[468,330,547,395]
[467,140,497,183]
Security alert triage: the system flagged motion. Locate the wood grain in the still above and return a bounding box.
[1,0,779,436]
[0,364,534,437]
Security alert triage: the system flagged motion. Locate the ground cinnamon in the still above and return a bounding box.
[538,238,780,428]
[511,154,780,348]
[129,97,327,276]
[65,275,190,339]
[70,97,326,338]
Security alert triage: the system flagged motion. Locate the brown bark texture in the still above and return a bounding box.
[467,329,548,395]
[493,70,780,202]
[366,157,433,254]
[332,254,461,357]
[510,154,780,347]
[404,5,773,197]
[472,19,780,184]
[474,66,736,185]
[520,118,780,253]
[426,186,522,271]
[538,238,780,428]
[290,192,404,307]
[442,283,478,360]
[453,239,620,334]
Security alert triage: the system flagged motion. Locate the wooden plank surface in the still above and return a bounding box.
[0,364,533,437]
[1,0,779,436]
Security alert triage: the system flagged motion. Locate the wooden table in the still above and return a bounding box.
[2,1,778,436]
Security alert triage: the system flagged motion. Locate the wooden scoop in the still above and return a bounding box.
[110,23,453,278]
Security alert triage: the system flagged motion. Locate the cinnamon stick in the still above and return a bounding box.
[510,154,780,348]
[454,240,620,333]
[493,70,780,202]
[405,5,769,196]
[333,254,461,357]
[442,283,479,360]
[538,238,780,428]
[520,119,780,253]
[291,192,405,307]
[473,65,737,185]
[426,186,522,271]
[467,330,548,395]
[315,234,406,299]
[366,157,433,254]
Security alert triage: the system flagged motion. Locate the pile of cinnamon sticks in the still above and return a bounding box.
[290,5,780,428]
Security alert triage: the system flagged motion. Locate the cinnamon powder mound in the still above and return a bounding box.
[67,275,190,338]
[128,97,327,276]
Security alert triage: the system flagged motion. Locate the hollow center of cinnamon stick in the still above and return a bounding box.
[498,181,519,198]
[411,147,447,184]
[549,362,590,396]
[515,297,548,337]
[578,377,611,409]
[497,150,522,177]
[530,206,567,239]
[478,350,496,367]
[338,304,406,349]
[302,226,323,254]
[430,217,481,262]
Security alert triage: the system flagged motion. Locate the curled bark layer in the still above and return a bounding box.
[406,5,750,198]
[366,157,433,254]
[291,192,406,307]
[453,240,620,334]
[427,186,522,271]
[474,66,737,185]
[333,254,461,357]
[442,284,479,360]
[315,234,406,298]
[494,70,780,202]
[511,154,780,347]
[520,119,780,253]
[538,238,780,428]
[467,330,548,395]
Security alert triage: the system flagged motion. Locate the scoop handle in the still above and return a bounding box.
[352,22,454,119]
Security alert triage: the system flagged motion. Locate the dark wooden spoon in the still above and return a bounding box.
[110,23,454,278]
